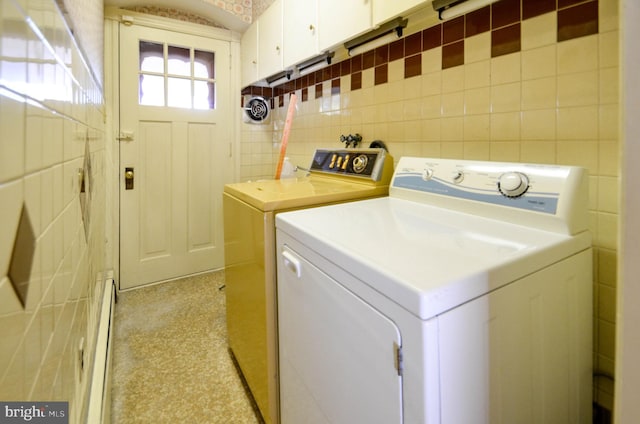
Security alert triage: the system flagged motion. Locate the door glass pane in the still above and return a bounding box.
[194,50,214,79]
[167,45,190,76]
[139,41,164,72]
[194,81,214,110]
[168,77,192,108]
[138,42,216,109]
[139,74,164,106]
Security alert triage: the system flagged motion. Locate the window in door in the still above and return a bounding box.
[138,41,216,109]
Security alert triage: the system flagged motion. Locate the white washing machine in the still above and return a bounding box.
[275,157,592,424]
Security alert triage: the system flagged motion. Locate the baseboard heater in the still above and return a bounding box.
[86,278,116,423]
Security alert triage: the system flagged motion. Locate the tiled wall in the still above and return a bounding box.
[240,0,618,410]
[0,0,106,422]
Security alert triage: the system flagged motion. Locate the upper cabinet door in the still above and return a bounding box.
[241,21,258,88]
[257,0,284,80]
[283,0,319,66]
[318,0,372,51]
[372,0,426,26]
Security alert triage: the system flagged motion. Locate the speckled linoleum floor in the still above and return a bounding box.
[110,271,263,423]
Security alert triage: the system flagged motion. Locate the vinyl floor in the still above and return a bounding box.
[110,271,263,423]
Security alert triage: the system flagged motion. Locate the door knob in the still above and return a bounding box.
[125,167,134,190]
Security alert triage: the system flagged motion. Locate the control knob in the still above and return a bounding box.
[422,168,434,181]
[498,172,529,198]
[352,154,368,173]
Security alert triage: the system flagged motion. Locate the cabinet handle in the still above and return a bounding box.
[309,24,315,31]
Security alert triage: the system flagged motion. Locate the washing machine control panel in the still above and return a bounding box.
[309,148,388,181]
[391,157,587,218]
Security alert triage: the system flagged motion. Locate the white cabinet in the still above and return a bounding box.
[240,21,258,88]
[373,0,426,26]
[257,0,283,81]
[283,0,319,66]
[318,0,372,51]
[240,0,429,87]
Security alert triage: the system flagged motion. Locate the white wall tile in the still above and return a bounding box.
[557,106,599,141]
[25,105,45,173]
[521,45,556,80]
[0,181,24,277]
[521,12,556,51]
[0,95,26,182]
[521,77,556,110]
[557,34,599,75]
[557,70,599,107]
[521,109,556,141]
[491,82,521,113]
[0,0,106,418]
[491,53,521,85]
[464,33,490,63]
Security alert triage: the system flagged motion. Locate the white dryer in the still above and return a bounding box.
[275,157,592,424]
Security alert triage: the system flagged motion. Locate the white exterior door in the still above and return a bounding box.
[119,24,231,289]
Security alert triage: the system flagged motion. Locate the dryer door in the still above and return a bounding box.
[278,245,403,424]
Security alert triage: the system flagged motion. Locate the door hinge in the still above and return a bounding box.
[394,342,403,376]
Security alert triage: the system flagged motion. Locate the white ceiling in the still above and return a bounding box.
[103,0,250,32]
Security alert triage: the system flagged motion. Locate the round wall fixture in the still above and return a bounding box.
[244,96,270,123]
[369,140,388,152]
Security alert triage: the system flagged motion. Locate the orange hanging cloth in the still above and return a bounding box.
[274,93,298,179]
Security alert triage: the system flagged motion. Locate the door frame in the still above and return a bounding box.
[104,8,242,289]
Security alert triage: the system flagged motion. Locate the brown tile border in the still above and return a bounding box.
[340,60,351,76]
[351,54,363,72]
[375,64,388,85]
[374,45,389,65]
[390,38,405,61]
[558,0,599,42]
[466,6,490,37]
[492,0,520,29]
[242,1,600,103]
[331,78,341,95]
[423,24,442,51]
[405,54,422,79]
[443,16,464,44]
[405,32,422,56]
[442,40,464,69]
[523,0,556,20]
[362,50,375,70]
[491,23,521,58]
[351,72,362,91]
[558,0,590,8]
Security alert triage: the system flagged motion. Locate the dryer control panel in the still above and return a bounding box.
[309,148,389,182]
[390,157,589,235]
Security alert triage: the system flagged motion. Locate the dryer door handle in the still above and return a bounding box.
[282,250,301,278]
